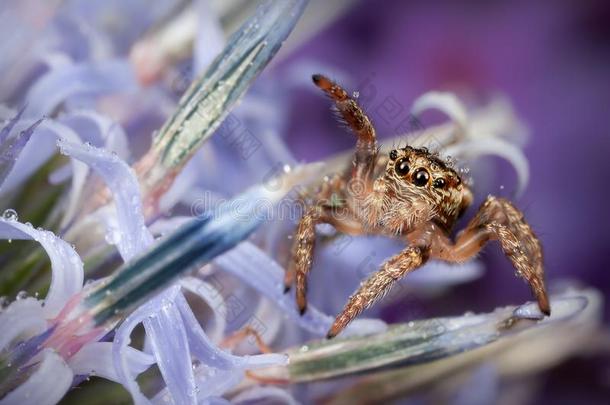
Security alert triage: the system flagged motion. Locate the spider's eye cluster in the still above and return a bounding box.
[433,178,446,189]
[412,168,430,186]
[395,157,410,176]
[389,149,398,160]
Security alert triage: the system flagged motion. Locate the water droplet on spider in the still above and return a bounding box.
[2,209,18,221]
[352,91,360,98]
[16,291,27,300]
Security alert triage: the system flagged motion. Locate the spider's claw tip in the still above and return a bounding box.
[312,74,331,90]
[283,285,291,294]
[299,306,307,316]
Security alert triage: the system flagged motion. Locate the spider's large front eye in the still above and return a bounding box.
[412,168,430,186]
[395,158,410,176]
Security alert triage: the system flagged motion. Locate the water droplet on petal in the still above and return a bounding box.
[2,209,18,221]
[16,291,27,300]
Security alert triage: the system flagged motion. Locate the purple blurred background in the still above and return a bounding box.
[275,1,610,400]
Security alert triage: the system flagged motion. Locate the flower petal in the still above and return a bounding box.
[58,138,154,261]
[114,285,287,404]
[0,298,46,352]
[0,349,73,405]
[24,60,136,119]
[214,241,333,335]
[0,116,42,187]
[411,91,468,132]
[194,0,225,74]
[59,110,130,159]
[68,341,154,383]
[0,218,84,317]
[179,276,227,343]
[444,137,529,197]
[143,295,198,405]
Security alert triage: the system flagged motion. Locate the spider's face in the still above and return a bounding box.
[384,147,472,228]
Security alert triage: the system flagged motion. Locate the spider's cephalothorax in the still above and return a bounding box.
[285,74,550,338]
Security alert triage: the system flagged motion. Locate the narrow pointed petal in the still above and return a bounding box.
[0,106,26,144]
[0,117,42,187]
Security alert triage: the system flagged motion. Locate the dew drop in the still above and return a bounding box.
[105,228,122,245]
[2,209,18,221]
[16,291,27,300]
[352,91,360,99]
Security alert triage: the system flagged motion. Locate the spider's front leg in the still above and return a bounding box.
[312,74,378,190]
[436,195,550,315]
[328,245,429,338]
[284,205,327,314]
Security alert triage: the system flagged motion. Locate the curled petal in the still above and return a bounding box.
[114,286,286,404]
[214,241,383,338]
[68,341,154,383]
[0,298,46,351]
[444,137,529,197]
[411,91,468,132]
[214,242,333,335]
[59,110,130,159]
[0,349,73,405]
[0,218,83,317]
[179,276,227,343]
[58,138,153,261]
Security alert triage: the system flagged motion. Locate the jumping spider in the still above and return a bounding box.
[284,74,550,339]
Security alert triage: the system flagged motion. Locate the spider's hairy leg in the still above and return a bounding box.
[312,74,378,188]
[327,245,429,339]
[285,205,327,314]
[435,195,550,315]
